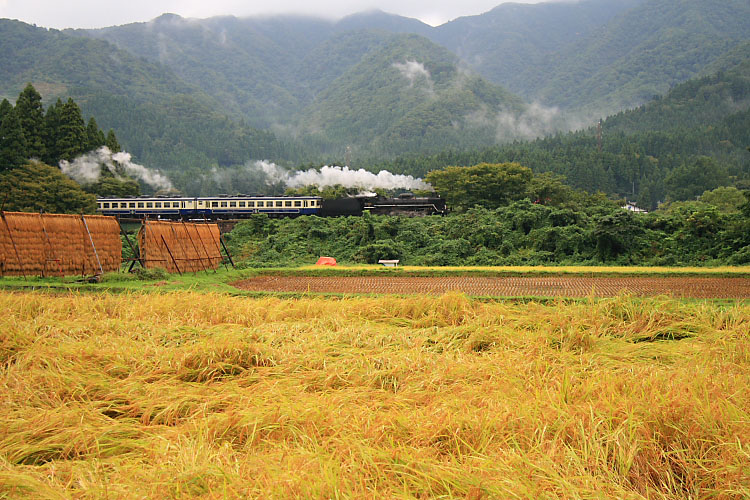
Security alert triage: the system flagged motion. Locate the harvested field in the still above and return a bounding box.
[1,291,748,499]
[234,275,750,298]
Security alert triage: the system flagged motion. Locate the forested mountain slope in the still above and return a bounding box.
[297,34,526,157]
[528,0,750,114]
[0,19,291,178]
[75,0,750,130]
[431,0,644,98]
[2,0,748,195]
[379,62,750,206]
[77,17,531,159]
[74,14,335,128]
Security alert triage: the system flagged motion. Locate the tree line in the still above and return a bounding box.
[0,84,134,213]
[0,84,121,172]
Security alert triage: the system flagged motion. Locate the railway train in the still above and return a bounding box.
[96,193,447,219]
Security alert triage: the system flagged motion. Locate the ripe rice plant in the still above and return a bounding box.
[0,291,748,498]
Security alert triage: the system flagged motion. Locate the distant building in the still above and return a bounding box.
[622,202,648,213]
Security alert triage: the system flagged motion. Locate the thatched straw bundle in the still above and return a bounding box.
[137,220,222,273]
[0,212,121,277]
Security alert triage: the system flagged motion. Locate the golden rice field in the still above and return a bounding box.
[0,291,748,499]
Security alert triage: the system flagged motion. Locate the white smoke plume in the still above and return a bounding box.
[252,161,431,191]
[60,146,174,191]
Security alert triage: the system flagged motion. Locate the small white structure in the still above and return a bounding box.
[378,260,400,267]
[622,202,648,214]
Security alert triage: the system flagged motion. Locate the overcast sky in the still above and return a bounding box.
[0,0,549,30]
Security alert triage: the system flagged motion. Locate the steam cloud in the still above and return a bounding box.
[60,146,174,191]
[253,161,431,191]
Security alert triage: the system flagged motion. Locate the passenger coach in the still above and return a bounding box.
[97,196,323,219]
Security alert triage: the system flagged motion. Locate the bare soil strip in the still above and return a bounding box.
[233,276,750,298]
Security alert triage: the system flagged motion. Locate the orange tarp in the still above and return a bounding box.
[315,256,337,266]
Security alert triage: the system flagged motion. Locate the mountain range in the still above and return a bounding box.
[0,0,748,191]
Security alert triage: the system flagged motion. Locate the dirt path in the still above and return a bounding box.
[233,276,750,299]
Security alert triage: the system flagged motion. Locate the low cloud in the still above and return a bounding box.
[393,60,434,92]
[466,102,593,142]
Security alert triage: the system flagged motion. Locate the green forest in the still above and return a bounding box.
[226,182,750,267]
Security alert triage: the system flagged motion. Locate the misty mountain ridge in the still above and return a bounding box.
[1,0,748,184]
[74,0,749,124]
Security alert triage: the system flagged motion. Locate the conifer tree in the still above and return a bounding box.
[0,99,11,123]
[105,129,121,153]
[55,98,87,162]
[43,98,63,165]
[0,106,28,171]
[86,116,106,151]
[14,84,46,160]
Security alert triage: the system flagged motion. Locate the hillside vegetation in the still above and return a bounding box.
[298,35,525,157]
[434,0,750,115]
[224,183,750,267]
[0,19,292,177]
[379,60,750,206]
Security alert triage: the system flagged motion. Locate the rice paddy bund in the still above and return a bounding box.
[0,292,748,499]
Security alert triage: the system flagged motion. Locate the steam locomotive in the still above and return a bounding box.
[96,193,446,219]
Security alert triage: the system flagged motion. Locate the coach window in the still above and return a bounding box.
[102,203,109,208]
[285,201,292,207]
[210,201,217,208]
[130,203,136,208]
[221,202,228,208]
[276,201,283,207]
[257,201,264,207]
[239,201,245,207]
[137,202,144,208]
[248,201,255,207]
[146,202,153,208]
[294,201,302,207]
[155,202,162,208]
[230,201,237,207]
